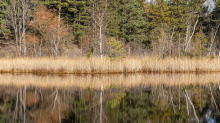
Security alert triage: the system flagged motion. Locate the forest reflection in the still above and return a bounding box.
[0,74,220,122]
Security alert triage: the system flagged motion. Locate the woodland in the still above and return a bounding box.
[0,0,219,58]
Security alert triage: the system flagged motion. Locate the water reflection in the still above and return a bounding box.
[1,73,220,88]
[0,74,220,122]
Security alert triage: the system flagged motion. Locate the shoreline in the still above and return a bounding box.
[0,69,218,74]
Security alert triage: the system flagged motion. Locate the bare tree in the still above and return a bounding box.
[30,6,67,57]
[208,23,220,55]
[93,0,108,59]
[184,15,199,52]
[57,0,61,57]
[6,0,31,56]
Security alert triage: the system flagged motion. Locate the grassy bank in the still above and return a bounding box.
[0,56,219,74]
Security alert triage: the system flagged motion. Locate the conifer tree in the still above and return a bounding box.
[107,37,126,60]
[72,1,88,42]
[212,0,220,21]
[191,29,209,56]
[106,0,120,37]
[0,1,11,39]
[147,0,172,56]
[168,0,188,32]
[168,0,205,32]
[147,0,171,29]
[118,0,149,43]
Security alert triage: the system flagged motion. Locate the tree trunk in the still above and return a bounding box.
[22,0,27,56]
[100,26,103,59]
[56,0,61,57]
[209,23,220,55]
[184,16,199,52]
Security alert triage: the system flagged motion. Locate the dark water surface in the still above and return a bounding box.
[0,73,220,123]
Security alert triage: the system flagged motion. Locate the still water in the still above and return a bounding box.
[0,73,220,123]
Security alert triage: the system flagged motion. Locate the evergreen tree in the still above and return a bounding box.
[191,29,209,56]
[118,0,149,43]
[168,0,188,32]
[106,0,120,37]
[147,0,171,29]
[199,0,218,55]
[212,0,220,21]
[107,38,126,60]
[147,0,172,56]
[0,1,11,39]
[72,1,88,41]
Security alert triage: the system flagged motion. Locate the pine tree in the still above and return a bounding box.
[72,1,88,41]
[212,0,220,21]
[147,0,171,29]
[168,0,188,32]
[191,29,209,56]
[106,0,120,37]
[168,0,205,32]
[147,0,206,56]
[147,0,172,56]
[118,0,149,43]
[0,1,12,39]
[107,38,126,60]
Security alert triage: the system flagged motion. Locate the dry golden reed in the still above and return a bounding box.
[1,73,220,89]
[0,56,219,74]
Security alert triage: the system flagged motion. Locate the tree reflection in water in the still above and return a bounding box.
[0,74,219,122]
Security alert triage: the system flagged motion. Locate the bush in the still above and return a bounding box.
[107,38,126,60]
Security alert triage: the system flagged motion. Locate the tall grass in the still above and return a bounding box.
[0,56,219,74]
[1,73,220,89]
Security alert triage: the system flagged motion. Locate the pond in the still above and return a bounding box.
[0,73,220,123]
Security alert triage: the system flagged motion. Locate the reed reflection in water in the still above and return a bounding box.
[0,73,220,88]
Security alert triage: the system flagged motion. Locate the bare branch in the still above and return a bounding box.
[185,15,199,52]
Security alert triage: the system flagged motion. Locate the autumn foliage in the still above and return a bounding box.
[30,6,67,43]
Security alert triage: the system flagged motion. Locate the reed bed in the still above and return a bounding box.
[0,56,219,74]
[1,73,220,89]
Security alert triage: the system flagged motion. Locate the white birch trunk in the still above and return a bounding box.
[22,0,26,56]
[185,16,199,52]
[100,26,103,59]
